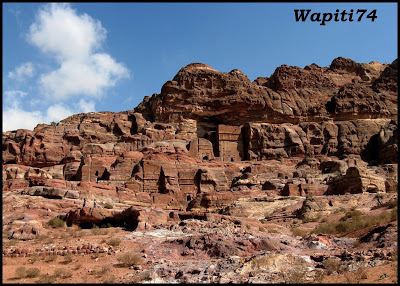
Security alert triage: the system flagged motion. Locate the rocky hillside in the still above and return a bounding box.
[2,57,398,283]
[3,57,397,209]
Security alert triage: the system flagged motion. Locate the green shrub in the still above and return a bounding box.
[313,210,394,235]
[387,198,397,209]
[302,216,319,223]
[102,274,116,284]
[48,217,65,228]
[29,253,40,264]
[104,203,113,209]
[44,254,58,263]
[312,223,336,234]
[54,268,72,279]
[107,238,121,247]
[26,268,41,278]
[341,209,362,220]
[280,265,308,283]
[117,252,143,267]
[334,221,352,233]
[391,207,397,221]
[95,265,111,277]
[323,258,345,275]
[91,224,109,235]
[15,266,27,279]
[5,239,19,247]
[60,254,73,264]
[291,226,307,237]
[36,274,56,284]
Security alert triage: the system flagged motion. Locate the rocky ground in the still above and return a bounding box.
[2,190,398,283]
[2,57,398,283]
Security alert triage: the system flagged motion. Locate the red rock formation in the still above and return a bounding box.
[2,57,397,212]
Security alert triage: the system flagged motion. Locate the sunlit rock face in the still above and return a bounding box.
[2,57,397,210]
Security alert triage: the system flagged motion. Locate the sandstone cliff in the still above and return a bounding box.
[2,57,398,211]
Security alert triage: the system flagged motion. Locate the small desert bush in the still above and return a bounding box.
[60,233,69,240]
[259,219,265,224]
[36,274,56,284]
[340,209,362,221]
[4,239,19,247]
[302,216,320,223]
[102,274,116,284]
[117,252,143,267]
[104,203,113,209]
[103,222,114,228]
[60,254,73,264]
[54,268,72,279]
[322,258,346,275]
[48,217,65,228]
[386,198,397,209]
[313,210,395,235]
[390,207,397,221]
[259,227,266,232]
[26,268,41,278]
[107,237,121,247]
[95,265,111,277]
[291,226,307,237]
[314,222,336,234]
[90,224,109,235]
[280,265,308,283]
[313,269,326,283]
[82,275,89,283]
[45,238,55,245]
[15,266,27,279]
[333,207,346,214]
[29,254,40,264]
[44,254,58,263]
[74,263,82,271]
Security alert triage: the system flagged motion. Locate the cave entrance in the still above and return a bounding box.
[157,168,168,194]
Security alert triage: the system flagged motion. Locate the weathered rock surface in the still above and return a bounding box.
[2,57,397,254]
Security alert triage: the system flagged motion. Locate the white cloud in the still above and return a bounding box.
[2,106,45,132]
[39,54,129,99]
[46,103,76,123]
[3,4,128,132]
[8,62,35,81]
[28,3,106,61]
[2,90,97,132]
[4,90,28,109]
[77,98,96,113]
[28,3,129,100]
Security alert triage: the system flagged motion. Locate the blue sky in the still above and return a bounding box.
[2,2,398,131]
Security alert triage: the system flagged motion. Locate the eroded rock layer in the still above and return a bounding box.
[2,57,398,211]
